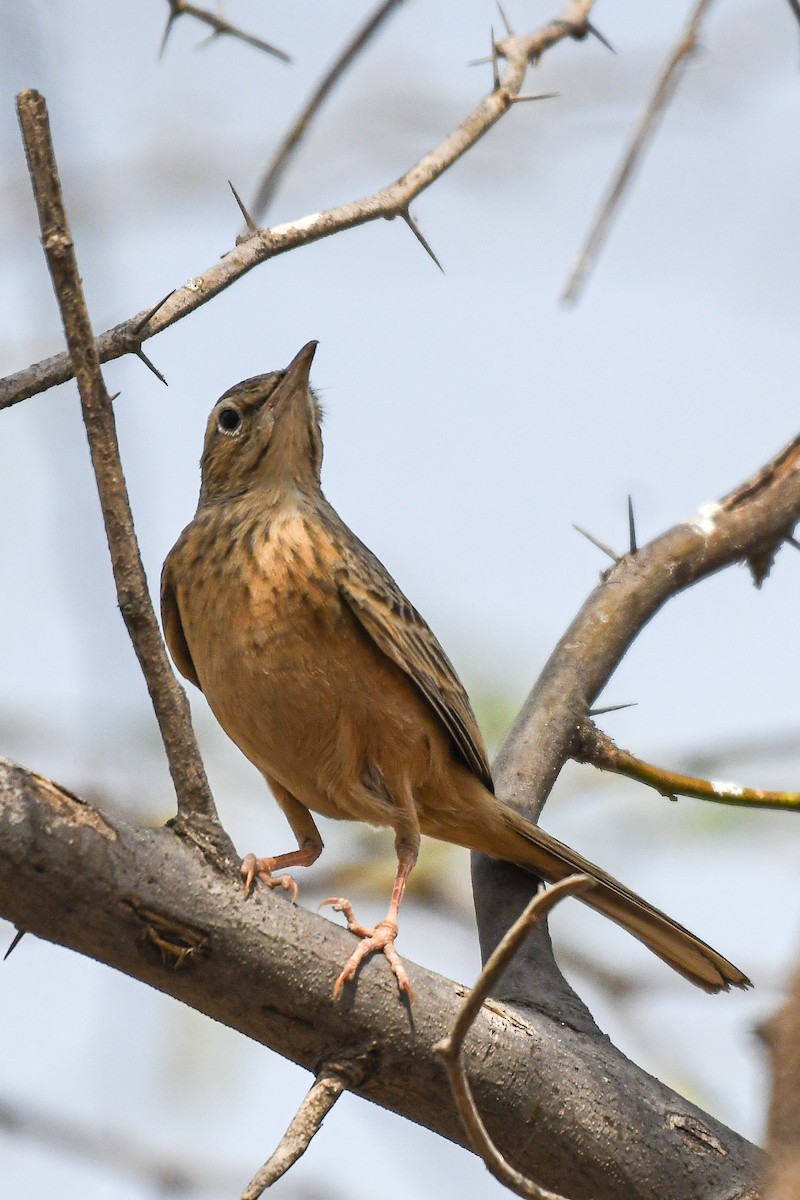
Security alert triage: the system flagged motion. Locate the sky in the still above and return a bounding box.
[0,2,799,1197]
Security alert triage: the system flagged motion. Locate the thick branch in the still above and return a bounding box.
[0,1,595,411]
[15,90,229,858]
[0,759,760,1200]
[494,434,800,826]
[473,434,800,1004]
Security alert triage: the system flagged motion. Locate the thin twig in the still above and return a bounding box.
[0,1,597,412]
[435,876,594,1200]
[160,0,290,63]
[15,90,232,863]
[251,0,405,222]
[242,1060,364,1199]
[575,720,800,813]
[561,0,716,304]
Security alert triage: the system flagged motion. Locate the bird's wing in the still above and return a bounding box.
[336,534,493,791]
[160,559,201,689]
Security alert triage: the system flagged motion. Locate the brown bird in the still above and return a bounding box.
[162,342,749,1001]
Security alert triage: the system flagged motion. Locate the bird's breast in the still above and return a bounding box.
[173,505,369,787]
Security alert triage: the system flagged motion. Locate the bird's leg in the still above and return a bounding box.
[241,782,323,900]
[322,837,418,1001]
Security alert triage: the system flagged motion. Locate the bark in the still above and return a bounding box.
[0,759,760,1200]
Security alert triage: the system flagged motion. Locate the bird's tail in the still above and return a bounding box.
[487,805,749,993]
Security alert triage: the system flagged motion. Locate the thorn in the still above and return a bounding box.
[159,1,181,59]
[228,180,258,238]
[400,210,444,273]
[496,2,514,36]
[135,348,168,386]
[195,29,221,52]
[627,494,637,554]
[4,929,25,960]
[510,92,559,104]
[572,523,620,563]
[132,290,176,335]
[468,54,492,67]
[490,26,500,90]
[552,18,614,53]
[586,22,616,54]
[589,701,638,716]
[786,535,800,552]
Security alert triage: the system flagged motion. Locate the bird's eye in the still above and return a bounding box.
[217,407,242,435]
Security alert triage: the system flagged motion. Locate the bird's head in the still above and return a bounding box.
[198,341,323,504]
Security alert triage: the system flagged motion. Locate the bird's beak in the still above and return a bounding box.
[265,341,318,424]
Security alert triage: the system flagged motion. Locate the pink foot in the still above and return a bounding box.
[240,853,299,903]
[320,897,413,1001]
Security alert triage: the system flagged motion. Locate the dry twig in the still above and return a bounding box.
[160,0,290,63]
[250,0,405,222]
[15,90,232,862]
[576,720,800,813]
[242,1060,365,1199]
[0,0,597,412]
[562,0,716,304]
[435,876,594,1200]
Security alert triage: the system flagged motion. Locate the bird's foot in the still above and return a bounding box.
[320,897,413,1001]
[240,853,299,902]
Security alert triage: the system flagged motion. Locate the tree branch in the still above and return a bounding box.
[159,0,291,63]
[473,431,800,1006]
[0,759,761,1200]
[435,877,593,1200]
[242,1058,366,1199]
[0,1,596,412]
[250,0,405,223]
[562,0,716,304]
[15,89,232,863]
[575,719,800,812]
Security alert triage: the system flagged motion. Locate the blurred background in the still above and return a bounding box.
[1,1,799,1196]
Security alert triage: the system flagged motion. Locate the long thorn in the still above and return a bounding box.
[627,494,637,554]
[159,7,180,59]
[228,179,258,238]
[132,290,176,335]
[135,348,168,386]
[586,22,616,53]
[490,27,500,90]
[400,210,444,273]
[496,2,514,36]
[589,701,638,716]
[510,92,559,103]
[573,523,620,563]
[4,929,25,960]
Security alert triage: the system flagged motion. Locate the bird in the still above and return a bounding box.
[161,341,749,1002]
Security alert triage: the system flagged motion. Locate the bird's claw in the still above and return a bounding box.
[240,854,299,903]
[320,899,413,1001]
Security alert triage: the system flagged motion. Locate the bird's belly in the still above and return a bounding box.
[181,563,433,825]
